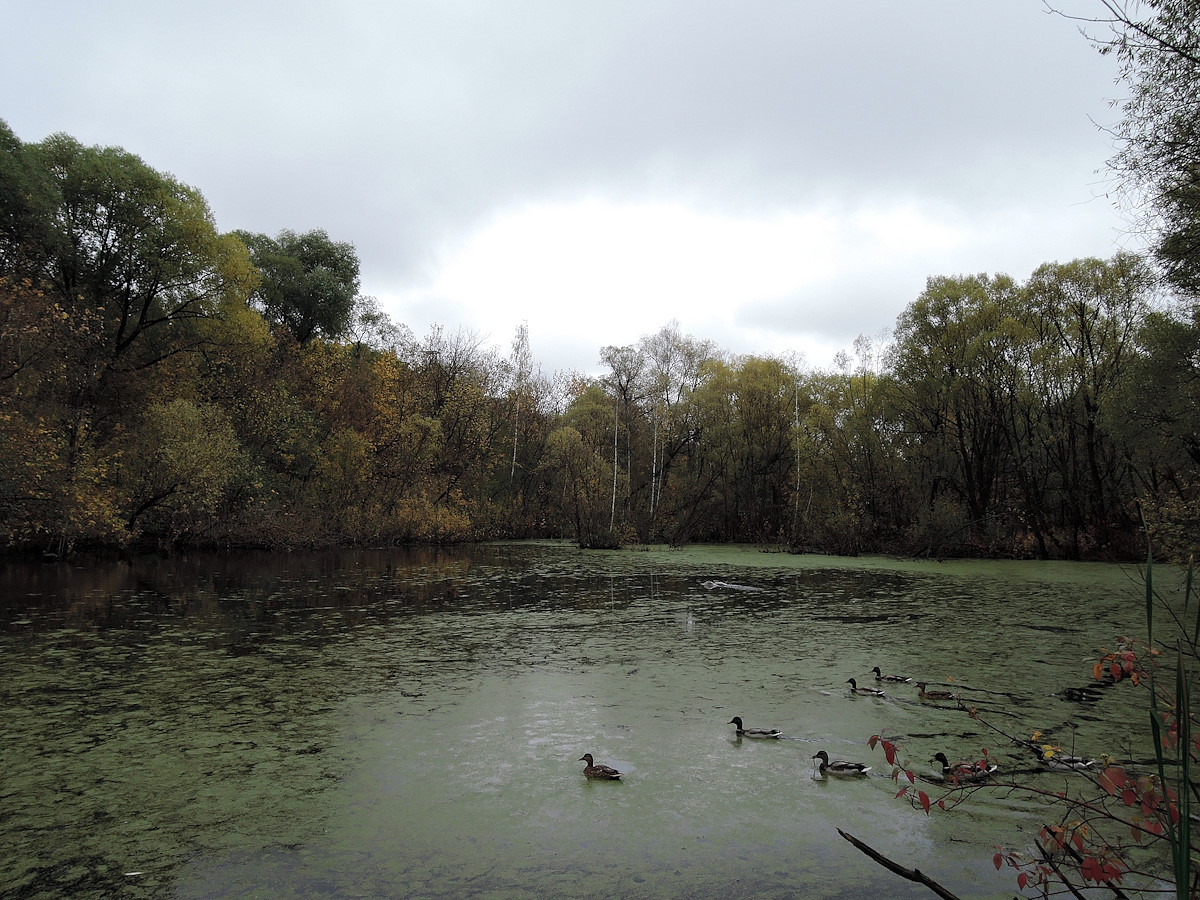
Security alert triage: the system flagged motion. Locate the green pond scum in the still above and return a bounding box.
[0,542,1164,899]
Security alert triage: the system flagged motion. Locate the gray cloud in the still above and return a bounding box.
[2,0,1132,371]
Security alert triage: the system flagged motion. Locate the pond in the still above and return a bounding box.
[0,541,1164,899]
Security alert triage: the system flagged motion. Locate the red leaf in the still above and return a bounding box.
[918,790,931,814]
[993,852,1002,870]
[1121,788,1138,807]
[905,769,915,784]
[1099,767,1127,794]
[868,735,880,749]
[1110,662,1122,680]
[1072,832,1084,852]
[1017,872,1028,890]
[883,743,897,766]
[895,788,908,799]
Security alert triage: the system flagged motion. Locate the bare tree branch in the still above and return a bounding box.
[836,829,964,900]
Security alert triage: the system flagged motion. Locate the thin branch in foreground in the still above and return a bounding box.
[1037,842,1092,900]
[836,828,964,900]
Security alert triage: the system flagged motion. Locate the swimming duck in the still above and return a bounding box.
[813,750,871,777]
[579,753,622,779]
[915,682,957,701]
[933,752,997,781]
[1036,749,1095,771]
[846,678,886,697]
[871,666,911,683]
[728,716,783,738]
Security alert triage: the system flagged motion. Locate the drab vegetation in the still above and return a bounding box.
[1,116,1198,558]
[3,1,1200,560]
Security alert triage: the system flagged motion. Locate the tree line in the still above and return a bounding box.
[1,119,1197,561]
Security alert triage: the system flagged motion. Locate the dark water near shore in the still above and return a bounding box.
[0,542,1161,898]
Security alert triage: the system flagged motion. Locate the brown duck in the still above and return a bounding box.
[579,753,622,779]
[916,682,957,701]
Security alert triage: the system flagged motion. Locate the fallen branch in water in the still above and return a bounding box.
[836,828,963,900]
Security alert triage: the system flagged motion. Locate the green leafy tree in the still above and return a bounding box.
[118,400,246,543]
[238,228,360,344]
[2,130,256,379]
[1022,254,1152,557]
[0,124,257,551]
[890,272,1021,550]
[1110,305,1200,560]
[540,423,617,548]
[0,120,57,277]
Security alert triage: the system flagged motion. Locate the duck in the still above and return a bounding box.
[915,682,957,702]
[846,677,887,697]
[813,750,871,777]
[871,666,911,683]
[579,753,622,779]
[933,752,997,781]
[1035,749,1096,771]
[728,716,783,738]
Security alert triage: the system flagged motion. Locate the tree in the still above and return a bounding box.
[238,228,360,344]
[1055,1,1200,293]
[889,273,1021,550]
[1109,304,1200,560]
[0,123,258,552]
[637,323,718,535]
[0,127,256,383]
[0,120,57,278]
[509,321,533,482]
[724,355,798,542]
[599,344,645,537]
[1022,254,1152,557]
[118,400,245,543]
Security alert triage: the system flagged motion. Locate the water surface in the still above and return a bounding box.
[0,543,1161,898]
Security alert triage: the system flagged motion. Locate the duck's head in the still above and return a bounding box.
[871,667,882,677]
[846,678,858,689]
[728,716,743,728]
[932,752,950,766]
[579,753,594,765]
[812,750,830,763]
[915,682,927,690]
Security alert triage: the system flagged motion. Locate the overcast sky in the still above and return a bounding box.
[3,1,1135,374]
